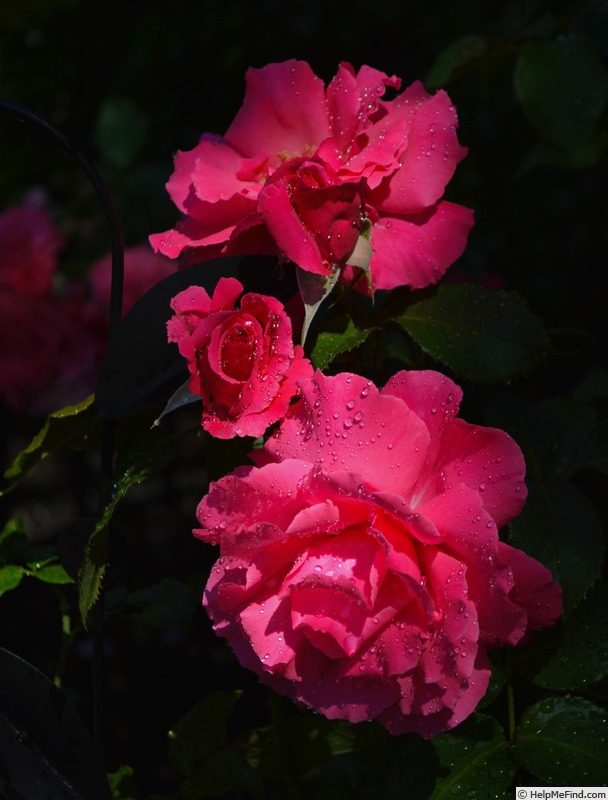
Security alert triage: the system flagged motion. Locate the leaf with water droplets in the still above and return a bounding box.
[395,284,550,383]
[3,394,98,490]
[430,714,515,800]
[513,695,608,785]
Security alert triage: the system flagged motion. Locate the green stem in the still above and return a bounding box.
[53,590,75,689]
[506,650,516,742]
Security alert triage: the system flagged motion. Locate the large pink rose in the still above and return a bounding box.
[150,60,474,291]
[195,370,562,737]
[0,198,63,297]
[168,277,313,438]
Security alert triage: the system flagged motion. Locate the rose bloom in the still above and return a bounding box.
[168,277,313,438]
[0,290,93,415]
[195,370,562,737]
[150,59,474,292]
[0,197,63,297]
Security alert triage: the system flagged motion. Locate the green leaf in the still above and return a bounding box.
[580,418,608,477]
[486,392,608,482]
[426,34,488,89]
[3,395,98,489]
[513,696,608,785]
[477,659,507,710]
[244,704,391,783]
[0,647,112,799]
[539,395,602,479]
[0,565,25,596]
[168,690,243,776]
[514,34,608,165]
[180,750,262,800]
[95,96,147,169]
[30,563,73,585]
[509,479,603,613]
[78,521,109,627]
[106,764,137,800]
[0,517,24,546]
[301,727,438,800]
[531,579,608,690]
[485,395,559,481]
[430,714,515,800]
[78,419,179,625]
[395,284,550,383]
[310,317,378,370]
[153,379,199,427]
[128,578,195,630]
[0,518,28,569]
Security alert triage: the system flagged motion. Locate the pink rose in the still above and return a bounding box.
[195,370,562,737]
[167,277,313,438]
[150,60,474,291]
[0,198,63,297]
[258,156,368,276]
[0,291,92,414]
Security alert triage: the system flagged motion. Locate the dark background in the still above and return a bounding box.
[1,0,606,795]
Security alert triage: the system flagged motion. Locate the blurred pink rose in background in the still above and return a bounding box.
[0,196,63,297]
[0,194,177,415]
[151,59,474,292]
[0,196,84,415]
[0,291,91,415]
[195,370,562,737]
[82,243,178,372]
[168,277,313,438]
[88,243,176,316]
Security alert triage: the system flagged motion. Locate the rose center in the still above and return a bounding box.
[221,321,257,381]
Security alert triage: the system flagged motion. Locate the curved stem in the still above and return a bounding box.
[0,99,125,765]
[0,99,124,332]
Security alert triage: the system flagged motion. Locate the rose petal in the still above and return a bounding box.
[367,201,474,291]
[423,418,528,529]
[325,61,401,157]
[226,60,330,164]
[498,542,563,631]
[418,486,528,646]
[189,138,264,206]
[374,84,468,214]
[266,371,431,496]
